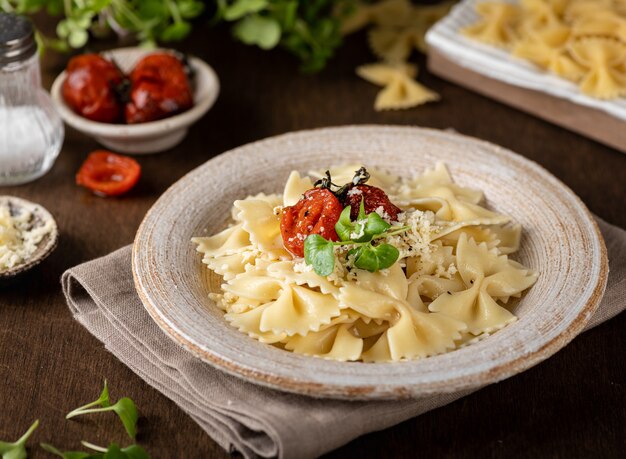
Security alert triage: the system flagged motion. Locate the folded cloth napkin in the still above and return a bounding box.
[62,218,626,459]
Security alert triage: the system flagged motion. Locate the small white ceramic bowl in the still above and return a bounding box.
[51,47,219,154]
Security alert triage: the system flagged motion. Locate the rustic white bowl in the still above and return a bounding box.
[0,196,58,280]
[50,47,219,154]
[132,126,608,399]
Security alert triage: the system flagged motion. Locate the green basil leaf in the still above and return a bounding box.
[232,14,281,50]
[119,445,149,459]
[112,398,139,440]
[224,0,268,21]
[68,29,89,48]
[334,206,353,241]
[160,21,192,42]
[178,0,205,19]
[363,212,390,239]
[352,244,399,272]
[304,234,335,276]
[357,198,366,221]
[0,420,39,459]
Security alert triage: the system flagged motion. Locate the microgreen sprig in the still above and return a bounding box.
[41,441,149,459]
[0,419,39,459]
[66,381,138,440]
[304,200,410,276]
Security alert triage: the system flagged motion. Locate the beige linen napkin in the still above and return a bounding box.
[62,218,626,459]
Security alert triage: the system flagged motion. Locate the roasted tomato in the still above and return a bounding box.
[76,151,141,197]
[125,53,193,124]
[63,54,124,123]
[280,188,343,257]
[344,185,402,221]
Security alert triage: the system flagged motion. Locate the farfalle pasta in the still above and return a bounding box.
[356,63,440,110]
[463,0,626,99]
[192,164,538,362]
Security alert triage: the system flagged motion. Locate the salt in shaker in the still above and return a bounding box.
[0,12,63,185]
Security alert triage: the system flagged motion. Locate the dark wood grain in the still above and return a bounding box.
[0,23,625,459]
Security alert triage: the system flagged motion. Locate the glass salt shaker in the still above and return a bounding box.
[0,12,63,185]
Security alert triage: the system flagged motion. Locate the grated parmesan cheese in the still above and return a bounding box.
[0,203,54,271]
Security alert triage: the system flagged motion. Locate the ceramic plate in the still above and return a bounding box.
[132,126,607,400]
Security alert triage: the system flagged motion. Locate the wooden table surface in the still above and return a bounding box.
[1,23,625,459]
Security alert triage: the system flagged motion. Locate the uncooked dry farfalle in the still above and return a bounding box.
[356,62,439,111]
[568,37,626,99]
[513,24,585,82]
[368,0,456,60]
[462,2,521,47]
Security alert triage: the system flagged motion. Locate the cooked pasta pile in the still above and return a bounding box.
[463,0,626,99]
[192,164,537,362]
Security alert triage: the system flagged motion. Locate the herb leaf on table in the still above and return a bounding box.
[0,420,39,459]
[40,442,149,459]
[66,381,139,440]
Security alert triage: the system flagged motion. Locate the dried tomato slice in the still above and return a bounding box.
[280,188,343,257]
[344,185,402,221]
[63,54,124,123]
[125,53,193,124]
[76,151,141,197]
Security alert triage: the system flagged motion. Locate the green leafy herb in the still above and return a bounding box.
[40,443,92,459]
[232,14,281,49]
[304,234,335,276]
[41,442,149,459]
[66,381,138,440]
[304,201,410,276]
[334,206,353,242]
[334,200,391,243]
[0,420,39,459]
[349,243,399,272]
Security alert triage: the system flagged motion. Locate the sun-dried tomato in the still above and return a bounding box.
[63,54,124,123]
[125,53,193,124]
[344,185,402,221]
[280,188,343,257]
[76,151,141,197]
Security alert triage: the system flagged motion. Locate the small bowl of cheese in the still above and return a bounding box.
[0,196,58,280]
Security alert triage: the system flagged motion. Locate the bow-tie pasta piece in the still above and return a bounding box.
[363,303,466,361]
[225,272,344,338]
[339,285,400,322]
[266,260,340,297]
[285,323,364,361]
[282,171,313,207]
[353,263,408,301]
[407,274,466,312]
[356,63,440,111]
[405,242,456,278]
[462,2,521,47]
[429,233,537,334]
[234,197,290,259]
[192,224,252,258]
[570,11,626,42]
[564,0,615,22]
[513,25,585,81]
[519,0,566,31]
[394,163,484,205]
[568,37,626,99]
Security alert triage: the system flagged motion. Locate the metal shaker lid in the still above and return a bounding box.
[0,12,37,66]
